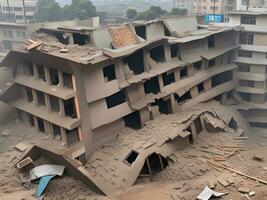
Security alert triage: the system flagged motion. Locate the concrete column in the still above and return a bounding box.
[143,49,150,72]
[32,89,38,106]
[44,94,51,112]
[204,78,212,91]
[59,99,65,116]
[174,69,180,82]
[33,64,38,79]
[60,127,68,145]
[21,87,27,100]
[221,93,228,105]
[190,122,197,140]
[158,75,164,91]
[170,94,176,113]
[58,71,64,88]
[33,116,39,131]
[164,43,171,62]
[188,65,195,77]
[44,67,51,85]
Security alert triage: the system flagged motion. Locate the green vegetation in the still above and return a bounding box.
[34,0,97,22]
[127,6,188,20]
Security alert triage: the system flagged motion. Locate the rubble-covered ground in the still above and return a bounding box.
[0,116,267,200]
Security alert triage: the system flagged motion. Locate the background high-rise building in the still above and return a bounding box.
[173,0,194,13]
[0,0,37,24]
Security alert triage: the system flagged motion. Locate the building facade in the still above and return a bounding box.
[193,0,224,15]
[0,0,37,23]
[0,22,27,61]
[0,16,239,159]
[224,11,267,128]
[173,0,194,13]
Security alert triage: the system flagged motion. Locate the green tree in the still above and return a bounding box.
[135,6,167,20]
[34,0,61,22]
[126,8,137,19]
[171,8,188,16]
[68,0,97,20]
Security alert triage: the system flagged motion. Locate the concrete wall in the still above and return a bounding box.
[254,33,267,45]
[146,22,165,41]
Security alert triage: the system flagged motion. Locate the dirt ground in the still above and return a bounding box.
[0,119,267,200]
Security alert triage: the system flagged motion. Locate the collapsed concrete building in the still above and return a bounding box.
[0,15,247,194]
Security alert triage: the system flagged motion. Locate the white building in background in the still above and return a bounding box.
[173,0,194,13]
[0,0,37,24]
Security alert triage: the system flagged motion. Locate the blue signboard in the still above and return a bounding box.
[205,14,224,23]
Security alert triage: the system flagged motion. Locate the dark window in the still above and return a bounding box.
[211,70,233,87]
[194,117,203,134]
[103,64,116,82]
[152,98,172,114]
[239,32,254,45]
[36,91,46,107]
[144,77,160,94]
[64,98,77,118]
[25,87,33,102]
[164,26,171,36]
[49,68,59,85]
[123,111,141,130]
[123,50,144,75]
[150,45,165,63]
[52,124,61,137]
[175,91,192,104]
[37,118,45,132]
[26,62,34,76]
[180,67,188,79]
[124,150,139,165]
[238,50,252,58]
[239,92,251,101]
[135,26,146,39]
[194,61,202,71]
[208,59,216,67]
[106,91,126,108]
[72,33,90,45]
[162,72,175,86]
[241,15,256,25]
[66,128,79,146]
[239,80,255,87]
[208,36,215,48]
[49,95,60,112]
[197,83,205,93]
[37,64,46,81]
[170,44,178,58]
[27,113,35,127]
[63,72,73,89]
[3,40,12,50]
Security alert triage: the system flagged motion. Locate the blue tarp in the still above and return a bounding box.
[35,175,56,198]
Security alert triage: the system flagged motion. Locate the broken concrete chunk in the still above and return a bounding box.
[16,157,33,169]
[238,187,250,193]
[249,191,255,196]
[15,143,29,152]
[1,131,10,137]
[59,49,69,53]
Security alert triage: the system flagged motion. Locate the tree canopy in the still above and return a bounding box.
[34,0,61,22]
[126,8,137,19]
[126,6,188,21]
[34,0,97,22]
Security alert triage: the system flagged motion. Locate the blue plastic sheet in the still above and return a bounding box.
[35,175,55,198]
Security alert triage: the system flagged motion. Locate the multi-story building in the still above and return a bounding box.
[0,16,239,160]
[173,0,194,13]
[193,0,224,15]
[0,22,27,61]
[0,0,37,23]
[224,11,267,128]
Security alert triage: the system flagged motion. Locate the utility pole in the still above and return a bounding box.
[22,0,27,23]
